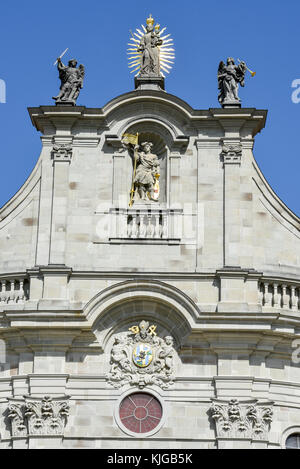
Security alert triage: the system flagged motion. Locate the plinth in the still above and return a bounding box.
[134,76,165,91]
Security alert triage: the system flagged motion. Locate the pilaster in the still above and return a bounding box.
[49,142,72,265]
[222,140,242,267]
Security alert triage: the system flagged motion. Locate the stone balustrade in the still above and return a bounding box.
[0,277,29,303]
[0,271,299,313]
[259,280,300,311]
[127,210,168,239]
[109,207,182,241]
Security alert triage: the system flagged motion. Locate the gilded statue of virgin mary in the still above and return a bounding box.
[137,15,162,76]
[127,14,175,78]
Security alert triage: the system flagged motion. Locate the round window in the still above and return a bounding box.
[119,392,162,434]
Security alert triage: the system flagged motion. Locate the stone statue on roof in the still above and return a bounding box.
[53,57,85,105]
[218,57,247,107]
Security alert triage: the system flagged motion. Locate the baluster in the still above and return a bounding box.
[19,279,25,302]
[144,214,148,238]
[140,213,146,238]
[273,283,279,308]
[291,286,297,311]
[263,282,271,307]
[258,283,263,305]
[127,215,132,238]
[282,284,289,309]
[147,214,154,238]
[9,280,16,303]
[137,213,141,238]
[131,213,138,238]
[0,280,6,303]
[162,213,168,238]
[15,280,20,303]
[7,280,12,303]
[154,214,161,238]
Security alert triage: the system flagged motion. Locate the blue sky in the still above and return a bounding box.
[0,0,299,216]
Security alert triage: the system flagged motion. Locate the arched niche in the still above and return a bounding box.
[83,279,199,350]
[124,121,172,205]
[105,117,189,209]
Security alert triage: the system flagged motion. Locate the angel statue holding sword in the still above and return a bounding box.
[52,49,85,105]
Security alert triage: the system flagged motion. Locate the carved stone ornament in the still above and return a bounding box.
[106,320,175,390]
[7,401,27,437]
[221,143,242,164]
[8,395,70,437]
[52,144,72,162]
[210,399,273,440]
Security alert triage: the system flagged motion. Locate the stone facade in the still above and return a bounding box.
[0,87,299,449]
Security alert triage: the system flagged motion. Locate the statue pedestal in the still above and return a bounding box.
[132,201,161,208]
[54,101,75,106]
[134,76,165,91]
[222,100,241,109]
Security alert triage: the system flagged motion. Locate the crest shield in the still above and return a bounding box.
[133,343,153,368]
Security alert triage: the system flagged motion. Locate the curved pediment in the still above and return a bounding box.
[84,279,200,337]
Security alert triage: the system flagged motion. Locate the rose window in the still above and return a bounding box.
[119,392,162,434]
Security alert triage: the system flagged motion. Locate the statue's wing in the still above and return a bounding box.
[78,64,85,79]
[236,62,246,86]
[218,60,225,75]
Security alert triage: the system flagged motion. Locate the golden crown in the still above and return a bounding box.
[146,14,154,25]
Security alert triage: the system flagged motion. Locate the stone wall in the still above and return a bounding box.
[0,91,298,448]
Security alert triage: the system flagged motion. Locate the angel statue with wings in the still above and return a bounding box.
[53,58,85,105]
[218,57,247,107]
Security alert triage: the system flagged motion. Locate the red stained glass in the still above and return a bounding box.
[119,393,162,434]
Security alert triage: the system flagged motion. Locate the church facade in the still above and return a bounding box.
[1,18,300,450]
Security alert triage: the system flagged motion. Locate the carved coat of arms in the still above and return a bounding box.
[106,320,175,390]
